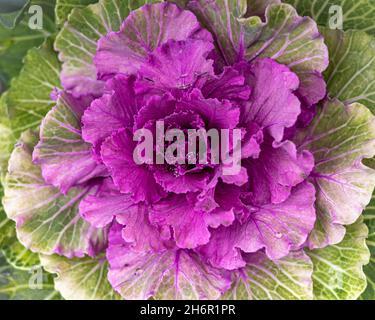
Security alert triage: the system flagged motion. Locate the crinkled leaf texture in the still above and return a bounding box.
[33,92,107,194]
[5,39,61,135]
[106,223,230,300]
[3,130,107,258]
[243,2,329,97]
[222,251,313,300]
[295,99,375,249]
[55,0,98,25]
[55,0,161,97]
[40,254,120,300]
[0,86,41,272]
[307,219,370,300]
[1,240,40,271]
[321,28,375,111]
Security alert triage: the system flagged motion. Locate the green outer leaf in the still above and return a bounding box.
[2,130,107,257]
[33,93,106,193]
[307,219,370,300]
[0,94,17,250]
[284,0,375,36]
[186,2,328,99]
[40,254,120,300]
[360,191,375,299]
[187,0,247,65]
[0,93,16,175]
[5,38,61,135]
[245,3,328,74]
[0,199,41,272]
[0,1,56,91]
[294,100,375,249]
[321,28,375,111]
[55,0,98,25]
[223,251,313,300]
[0,7,53,270]
[243,2,328,103]
[0,82,41,272]
[55,0,157,96]
[0,203,14,249]
[0,194,41,272]
[0,0,29,29]
[2,241,40,271]
[0,173,39,271]
[0,252,61,300]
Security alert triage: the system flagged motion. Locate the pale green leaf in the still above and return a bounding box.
[0,94,16,249]
[5,39,61,135]
[0,79,42,273]
[3,130,107,257]
[223,251,313,300]
[40,254,120,300]
[0,184,40,272]
[243,3,328,102]
[284,0,375,36]
[187,0,247,65]
[33,93,106,193]
[0,95,17,251]
[185,2,328,97]
[0,204,14,250]
[321,28,375,112]
[307,219,370,300]
[0,191,40,272]
[0,175,39,272]
[245,3,328,74]
[0,93,16,175]
[55,0,157,96]
[295,99,375,249]
[55,0,98,25]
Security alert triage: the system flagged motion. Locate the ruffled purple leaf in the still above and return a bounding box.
[245,140,314,205]
[240,58,300,142]
[101,128,167,204]
[107,223,230,300]
[82,75,141,159]
[33,92,107,194]
[95,2,212,79]
[138,39,214,92]
[200,182,316,269]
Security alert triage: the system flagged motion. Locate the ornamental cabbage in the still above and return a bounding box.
[1,0,375,300]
